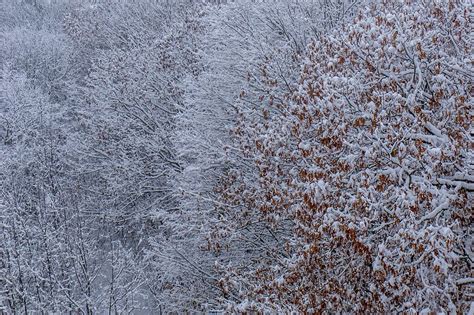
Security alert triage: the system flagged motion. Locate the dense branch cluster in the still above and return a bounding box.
[1,0,472,313]
[215,1,472,312]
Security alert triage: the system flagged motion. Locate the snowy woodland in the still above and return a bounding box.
[0,0,472,313]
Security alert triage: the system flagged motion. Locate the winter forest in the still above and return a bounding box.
[0,0,472,313]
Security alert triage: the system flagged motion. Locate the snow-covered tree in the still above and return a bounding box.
[217,0,473,312]
[1,2,147,312]
[65,1,209,311]
[2,0,470,313]
[164,0,362,311]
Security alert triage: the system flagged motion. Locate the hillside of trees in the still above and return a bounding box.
[1,0,472,313]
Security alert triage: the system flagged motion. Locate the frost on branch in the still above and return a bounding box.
[217,0,473,312]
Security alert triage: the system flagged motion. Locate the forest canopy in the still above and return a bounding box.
[1,0,472,313]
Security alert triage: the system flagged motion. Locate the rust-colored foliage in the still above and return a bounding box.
[213,0,473,313]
